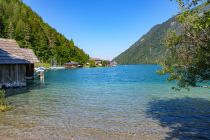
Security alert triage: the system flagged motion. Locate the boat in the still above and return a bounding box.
[35,67,46,72]
[110,61,118,67]
[50,66,66,70]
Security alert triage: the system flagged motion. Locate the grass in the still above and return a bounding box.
[35,62,51,69]
[0,89,12,112]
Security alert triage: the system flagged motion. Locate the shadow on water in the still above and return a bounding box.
[146,97,210,140]
[5,79,48,97]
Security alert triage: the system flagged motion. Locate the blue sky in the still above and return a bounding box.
[23,0,179,60]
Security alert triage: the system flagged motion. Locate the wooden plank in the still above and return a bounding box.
[0,64,26,88]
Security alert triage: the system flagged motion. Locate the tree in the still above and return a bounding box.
[102,61,108,67]
[5,22,14,39]
[159,0,210,89]
[0,0,89,64]
[0,15,4,37]
[89,60,96,67]
[24,24,31,48]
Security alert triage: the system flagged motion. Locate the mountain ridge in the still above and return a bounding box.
[0,0,89,64]
[114,3,210,65]
[113,15,181,64]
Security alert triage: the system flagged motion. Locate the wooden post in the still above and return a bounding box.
[40,71,44,80]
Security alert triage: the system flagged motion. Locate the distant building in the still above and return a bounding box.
[0,38,39,88]
[88,58,113,67]
[89,58,102,66]
[64,61,80,68]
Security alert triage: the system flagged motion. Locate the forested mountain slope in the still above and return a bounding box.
[0,0,89,64]
[114,3,210,65]
[113,16,181,64]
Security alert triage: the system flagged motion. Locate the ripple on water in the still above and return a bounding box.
[0,65,210,140]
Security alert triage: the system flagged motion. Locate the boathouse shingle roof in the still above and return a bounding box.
[89,58,102,61]
[65,61,80,65]
[21,48,39,63]
[0,38,39,64]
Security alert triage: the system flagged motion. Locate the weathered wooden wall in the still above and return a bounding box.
[0,64,26,88]
[26,64,34,79]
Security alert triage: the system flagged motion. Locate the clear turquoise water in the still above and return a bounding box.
[0,65,210,140]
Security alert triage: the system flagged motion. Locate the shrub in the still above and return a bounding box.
[0,89,12,112]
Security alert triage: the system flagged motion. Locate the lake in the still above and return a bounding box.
[0,65,210,140]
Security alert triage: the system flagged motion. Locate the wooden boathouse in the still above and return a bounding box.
[64,61,80,68]
[0,38,39,88]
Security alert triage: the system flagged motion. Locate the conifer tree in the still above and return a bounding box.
[5,22,14,39]
[24,24,31,48]
[0,0,89,64]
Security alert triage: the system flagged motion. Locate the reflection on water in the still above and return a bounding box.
[0,65,210,140]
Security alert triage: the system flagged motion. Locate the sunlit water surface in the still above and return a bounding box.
[0,65,210,140]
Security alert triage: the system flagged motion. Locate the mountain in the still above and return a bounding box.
[0,0,89,64]
[113,16,181,64]
[114,2,210,65]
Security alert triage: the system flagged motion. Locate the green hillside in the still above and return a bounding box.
[0,0,89,64]
[113,16,181,64]
[114,3,210,65]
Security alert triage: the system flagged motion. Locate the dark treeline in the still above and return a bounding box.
[0,0,89,64]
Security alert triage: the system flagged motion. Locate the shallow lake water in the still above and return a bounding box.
[0,65,210,140]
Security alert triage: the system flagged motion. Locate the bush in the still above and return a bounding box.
[35,62,51,69]
[89,60,96,67]
[0,89,12,112]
